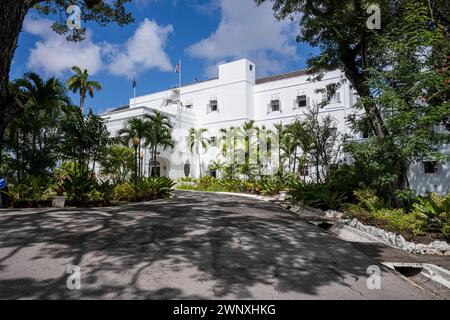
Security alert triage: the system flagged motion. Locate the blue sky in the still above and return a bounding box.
[11,0,318,114]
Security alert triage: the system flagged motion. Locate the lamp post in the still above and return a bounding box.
[132,137,140,186]
[139,151,144,179]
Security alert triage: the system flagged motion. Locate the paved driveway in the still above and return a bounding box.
[0,191,436,299]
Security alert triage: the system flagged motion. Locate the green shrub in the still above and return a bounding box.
[135,177,175,201]
[353,188,386,211]
[177,177,197,183]
[413,193,450,240]
[1,176,52,207]
[112,182,135,201]
[346,204,426,239]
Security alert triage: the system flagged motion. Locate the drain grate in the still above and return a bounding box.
[393,265,423,277]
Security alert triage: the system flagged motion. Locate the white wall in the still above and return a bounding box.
[100,59,449,194]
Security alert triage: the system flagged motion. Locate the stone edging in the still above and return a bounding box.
[269,194,450,256]
[343,217,450,255]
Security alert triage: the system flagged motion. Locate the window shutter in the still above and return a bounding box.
[307,97,311,107]
[279,101,282,113]
[293,98,298,110]
[206,103,210,114]
[336,92,341,103]
[267,103,271,114]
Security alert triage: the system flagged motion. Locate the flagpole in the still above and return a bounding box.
[133,72,136,108]
[178,59,181,88]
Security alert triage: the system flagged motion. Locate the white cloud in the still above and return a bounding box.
[186,0,299,76]
[106,19,173,78]
[23,17,103,76]
[23,17,173,79]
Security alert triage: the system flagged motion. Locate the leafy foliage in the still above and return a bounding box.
[135,177,175,201]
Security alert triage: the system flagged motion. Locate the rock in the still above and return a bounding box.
[356,222,365,231]
[375,228,384,238]
[388,233,396,245]
[414,244,426,254]
[350,218,358,227]
[406,242,416,252]
[325,210,344,219]
[395,235,407,249]
[430,241,450,253]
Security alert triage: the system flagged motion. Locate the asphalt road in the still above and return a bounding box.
[0,191,437,299]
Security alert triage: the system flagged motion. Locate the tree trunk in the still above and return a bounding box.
[293,147,297,174]
[80,93,86,115]
[153,145,157,177]
[138,142,141,180]
[0,1,34,169]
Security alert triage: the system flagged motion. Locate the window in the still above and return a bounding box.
[330,127,338,137]
[362,129,369,139]
[423,161,438,174]
[210,100,218,112]
[249,64,254,71]
[444,118,450,131]
[210,136,217,146]
[300,165,309,177]
[330,91,341,104]
[297,95,308,108]
[210,170,217,178]
[185,104,193,109]
[271,99,280,112]
[184,163,191,177]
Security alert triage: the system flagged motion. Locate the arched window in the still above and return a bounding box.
[184,163,191,177]
[150,161,161,177]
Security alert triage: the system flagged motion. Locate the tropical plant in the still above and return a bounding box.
[112,183,135,202]
[135,177,175,200]
[0,0,134,159]
[1,176,52,207]
[413,193,450,239]
[256,0,450,192]
[66,66,102,114]
[100,145,134,184]
[4,73,70,181]
[117,117,149,179]
[144,111,174,176]
[187,128,210,178]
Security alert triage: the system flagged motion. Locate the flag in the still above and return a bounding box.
[175,61,180,73]
[132,74,136,88]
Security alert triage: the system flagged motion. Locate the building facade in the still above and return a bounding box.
[101,59,449,194]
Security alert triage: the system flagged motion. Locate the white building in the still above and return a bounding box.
[101,59,449,194]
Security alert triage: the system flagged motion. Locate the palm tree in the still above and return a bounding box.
[218,128,228,157]
[187,128,210,178]
[274,122,285,174]
[208,159,225,178]
[66,66,102,114]
[10,73,70,179]
[144,111,174,176]
[100,145,134,184]
[241,120,258,179]
[280,132,297,173]
[117,117,149,180]
[227,126,242,179]
[286,120,312,175]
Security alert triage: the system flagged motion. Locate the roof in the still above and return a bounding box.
[103,69,310,114]
[109,105,129,112]
[256,70,309,84]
